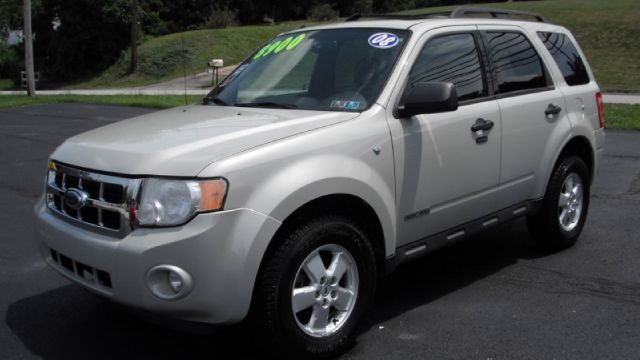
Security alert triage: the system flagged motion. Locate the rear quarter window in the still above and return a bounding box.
[538,32,590,86]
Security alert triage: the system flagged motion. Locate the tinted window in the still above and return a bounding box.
[485,32,548,94]
[409,33,485,102]
[538,32,590,86]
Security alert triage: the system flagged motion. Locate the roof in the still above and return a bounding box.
[285,7,564,34]
[287,17,566,36]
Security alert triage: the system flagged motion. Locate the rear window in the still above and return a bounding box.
[538,32,590,86]
[485,32,549,95]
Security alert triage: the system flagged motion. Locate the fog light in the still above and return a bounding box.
[145,265,193,300]
[168,271,183,293]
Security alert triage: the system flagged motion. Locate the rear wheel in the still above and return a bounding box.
[251,216,376,359]
[527,156,590,251]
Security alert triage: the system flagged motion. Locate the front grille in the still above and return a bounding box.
[49,247,113,290]
[46,162,140,235]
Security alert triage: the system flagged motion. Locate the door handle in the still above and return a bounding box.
[545,103,562,116]
[470,118,494,132]
[470,118,494,144]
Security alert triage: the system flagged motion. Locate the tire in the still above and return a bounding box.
[527,155,590,251]
[250,215,377,359]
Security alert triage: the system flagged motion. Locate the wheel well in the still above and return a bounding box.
[262,194,386,279]
[556,136,594,184]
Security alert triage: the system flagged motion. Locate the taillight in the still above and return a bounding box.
[595,92,605,128]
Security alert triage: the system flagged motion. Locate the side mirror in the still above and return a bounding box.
[397,82,458,118]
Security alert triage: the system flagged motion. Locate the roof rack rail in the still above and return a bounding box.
[345,12,451,22]
[346,6,548,23]
[451,7,548,23]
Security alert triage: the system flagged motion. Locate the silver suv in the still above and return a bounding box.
[35,7,605,359]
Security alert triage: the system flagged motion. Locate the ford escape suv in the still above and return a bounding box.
[34,7,605,359]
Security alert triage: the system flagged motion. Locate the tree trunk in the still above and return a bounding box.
[129,0,138,74]
[23,0,35,96]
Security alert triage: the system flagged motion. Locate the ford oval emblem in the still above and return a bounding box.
[63,188,89,210]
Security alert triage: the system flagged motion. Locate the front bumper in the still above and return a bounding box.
[34,199,281,324]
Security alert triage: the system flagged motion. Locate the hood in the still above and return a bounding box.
[51,105,359,176]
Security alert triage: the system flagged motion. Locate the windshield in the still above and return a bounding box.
[204,28,409,112]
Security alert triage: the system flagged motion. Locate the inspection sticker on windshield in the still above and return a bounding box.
[331,100,360,110]
[368,32,399,49]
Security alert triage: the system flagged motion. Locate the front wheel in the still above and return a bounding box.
[527,156,590,251]
[251,216,376,359]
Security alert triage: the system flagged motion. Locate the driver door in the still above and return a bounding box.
[389,27,503,246]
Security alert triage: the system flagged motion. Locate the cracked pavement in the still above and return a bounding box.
[0,104,639,359]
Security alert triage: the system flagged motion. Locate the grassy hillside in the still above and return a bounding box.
[77,0,638,91]
[401,0,639,91]
[76,21,317,88]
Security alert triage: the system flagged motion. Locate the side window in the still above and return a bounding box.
[485,32,549,94]
[538,32,590,86]
[409,33,486,102]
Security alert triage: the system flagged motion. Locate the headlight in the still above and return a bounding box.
[136,178,227,227]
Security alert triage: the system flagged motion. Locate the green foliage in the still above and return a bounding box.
[0,44,20,85]
[205,6,239,29]
[340,0,374,15]
[32,0,130,83]
[309,4,338,21]
[0,44,18,64]
[0,78,14,90]
[101,0,169,35]
[0,94,202,109]
[157,0,217,32]
[0,0,43,32]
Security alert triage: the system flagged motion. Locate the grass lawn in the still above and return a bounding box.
[1,95,639,130]
[0,95,203,110]
[605,104,640,130]
[400,0,640,92]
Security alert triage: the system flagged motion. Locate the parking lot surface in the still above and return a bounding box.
[1,103,639,359]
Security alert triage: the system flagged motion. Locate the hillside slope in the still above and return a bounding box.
[78,0,638,91]
[402,0,639,91]
[76,21,313,89]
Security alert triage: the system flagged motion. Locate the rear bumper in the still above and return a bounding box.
[34,198,280,324]
[594,127,605,176]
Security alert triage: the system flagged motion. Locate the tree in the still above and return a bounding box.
[24,0,35,95]
[130,0,138,73]
[32,0,129,82]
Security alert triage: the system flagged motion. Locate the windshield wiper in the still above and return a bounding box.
[202,96,229,106]
[234,102,298,109]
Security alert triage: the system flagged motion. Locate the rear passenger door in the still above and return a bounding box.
[478,25,572,209]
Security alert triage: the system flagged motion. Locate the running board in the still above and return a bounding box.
[386,199,542,273]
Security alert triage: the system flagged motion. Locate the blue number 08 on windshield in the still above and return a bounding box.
[368,32,399,49]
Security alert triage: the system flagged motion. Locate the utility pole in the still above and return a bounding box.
[23,0,35,96]
[129,0,138,73]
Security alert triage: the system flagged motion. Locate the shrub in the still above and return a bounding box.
[309,4,339,21]
[206,7,238,29]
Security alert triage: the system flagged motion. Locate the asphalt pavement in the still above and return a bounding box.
[1,104,639,359]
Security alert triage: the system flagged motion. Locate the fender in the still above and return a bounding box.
[198,110,398,258]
